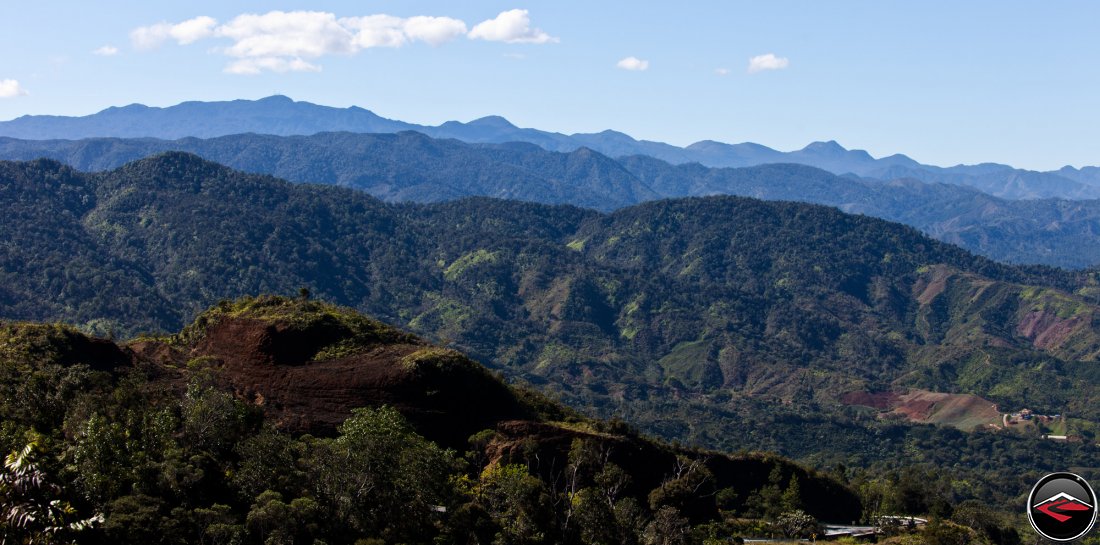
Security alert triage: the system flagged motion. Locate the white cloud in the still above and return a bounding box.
[219,11,357,58]
[173,16,218,44]
[93,45,119,56]
[0,79,28,98]
[714,67,730,76]
[130,10,522,74]
[468,9,557,44]
[224,57,322,75]
[616,56,649,71]
[341,14,467,48]
[130,23,171,49]
[403,16,468,46]
[131,16,217,49]
[747,53,789,74]
[341,14,406,49]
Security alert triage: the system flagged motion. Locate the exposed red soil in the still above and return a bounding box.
[913,265,950,305]
[1016,310,1086,352]
[194,316,382,366]
[127,339,179,363]
[126,313,866,521]
[125,316,533,446]
[215,342,424,432]
[27,309,865,523]
[892,395,938,420]
[840,390,899,410]
[841,389,1000,431]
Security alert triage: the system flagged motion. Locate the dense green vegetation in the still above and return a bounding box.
[1,298,870,544]
[5,133,1100,266]
[1,155,1099,537]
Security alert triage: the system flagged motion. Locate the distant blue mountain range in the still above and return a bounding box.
[2,95,1097,200]
[4,131,1100,268]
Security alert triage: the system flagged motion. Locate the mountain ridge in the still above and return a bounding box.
[0,294,863,543]
[1,95,1095,200]
[5,132,1100,268]
[1,152,1094,408]
[2,153,1097,521]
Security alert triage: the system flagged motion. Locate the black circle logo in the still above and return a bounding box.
[1027,472,1097,542]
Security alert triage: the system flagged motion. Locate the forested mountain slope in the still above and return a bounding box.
[4,134,1100,267]
[0,296,862,543]
[1,154,1097,516]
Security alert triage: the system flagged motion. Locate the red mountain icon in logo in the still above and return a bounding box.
[1033,492,1094,523]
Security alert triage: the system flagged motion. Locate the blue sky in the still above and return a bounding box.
[1,1,1098,170]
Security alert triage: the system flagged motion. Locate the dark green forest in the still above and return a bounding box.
[1,154,1099,543]
[2,297,874,544]
[6,133,1100,267]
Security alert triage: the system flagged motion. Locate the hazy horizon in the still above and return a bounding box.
[2,1,1098,170]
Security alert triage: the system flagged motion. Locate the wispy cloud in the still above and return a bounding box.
[131,16,217,49]
[714,67,730,76]
[468,9,557,44]
[404,16,469,46]
[747,53,789,74]
[616,56,649,71]
[130,9,556,75]
[92,45,119,56]
[224,57,322,75]
[0,79,28,99]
